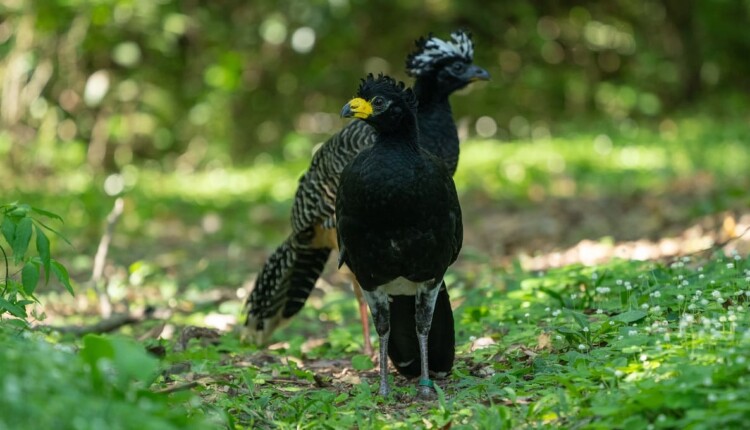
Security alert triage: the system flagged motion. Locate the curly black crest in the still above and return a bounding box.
[357,73,418,113]
[406,30,474,77]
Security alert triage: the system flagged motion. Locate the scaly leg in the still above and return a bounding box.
[361,288,391,397]
[352,280,374,356]
[415,280,442,400]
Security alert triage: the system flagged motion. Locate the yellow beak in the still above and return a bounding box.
[340,97,373,119]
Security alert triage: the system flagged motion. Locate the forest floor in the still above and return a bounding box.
[5,116,750,428]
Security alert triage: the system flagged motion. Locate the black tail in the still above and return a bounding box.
[387,286,455,378]
[242,237,330,344]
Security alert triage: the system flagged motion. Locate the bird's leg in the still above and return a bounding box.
[415,280,442,400]
[361,288,391,397]
[352,279,374,356]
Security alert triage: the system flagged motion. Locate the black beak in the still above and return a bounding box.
[340,102,354,118]
[466,64,491,82]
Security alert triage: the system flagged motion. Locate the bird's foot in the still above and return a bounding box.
[416,378,437,400]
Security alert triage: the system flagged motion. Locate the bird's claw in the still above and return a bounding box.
[416,385,437,400]
[416,378,437,400]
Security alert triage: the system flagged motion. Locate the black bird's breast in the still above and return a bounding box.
[336,144,462,291]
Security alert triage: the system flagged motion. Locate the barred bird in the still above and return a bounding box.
[243,31,488,355]
[337,74,463,398]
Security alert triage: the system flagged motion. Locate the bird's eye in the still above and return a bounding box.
[452,62,465,72]
[371,97,385,109]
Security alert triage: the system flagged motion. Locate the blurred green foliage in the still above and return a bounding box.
[0,328,214,429]
[1,0,749,176]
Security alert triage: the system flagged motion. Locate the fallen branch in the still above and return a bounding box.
[43,312,146,336]
[154,381,199,394]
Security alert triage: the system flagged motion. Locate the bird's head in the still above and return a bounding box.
[405,30,490,95]
[340,74,418,133]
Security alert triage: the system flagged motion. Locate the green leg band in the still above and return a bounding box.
[418,378,434,388]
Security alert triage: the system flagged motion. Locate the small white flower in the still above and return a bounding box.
[708,393,718,402]
[517,320,523,324]
[469,335,477,341]
[688,304,697,310]
[614,370,624,377]
[545,307,551,312]
[628,330,637,336]
[698,266,704,272]
[552,310,561,317]
[712,290,722,298]
[578,344,587,350]
[582,327,590,333]
[641,303,650,309]
[555,335,563,340]
[616,279,623,286]
[682,280,689,286]
[639,354,648,362]
[701,299,709,306]
[737,356,747,364]
[596,309,604,314]
[727,263,735,269]
[703,377,713,386]
[695,290,703,296]
[651,306,661,313]
[677,294,685,300]
[609,321,615,326]
[699,274,705,279]
[524,313,530,318]
[734,255,741,261]
[664,333,671,341]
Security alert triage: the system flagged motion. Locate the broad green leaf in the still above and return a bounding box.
[612,310,648,324]
[540,287,568,307]
[35,218,72,246]
[110,337,159,387]
[8,203,30,217]
[12,217,33,262]
[0,296,27,318]
[1,216,15,245]
[80,334,115,389]
[567,310,590,329]
[5,318,29,329]
[35,224,51,283]
[21,262,40,295]
[31,206,64,222]
[351,354,374,370]
[51,259,75,295]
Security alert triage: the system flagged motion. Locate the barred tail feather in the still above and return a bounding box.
[242,238,331,345]
[387,286,455,378]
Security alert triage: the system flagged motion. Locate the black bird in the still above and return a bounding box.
[337,74,463,398]
[243,31,487,357]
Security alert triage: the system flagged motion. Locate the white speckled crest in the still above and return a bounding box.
[406,30,474,77]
